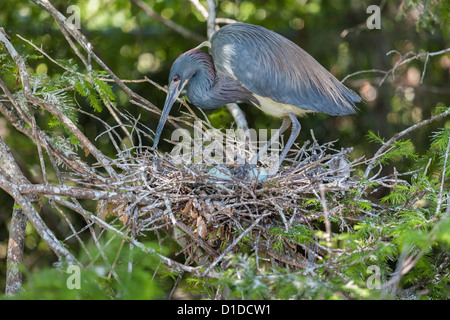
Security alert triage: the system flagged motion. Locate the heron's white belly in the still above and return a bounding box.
[252,94,313,118]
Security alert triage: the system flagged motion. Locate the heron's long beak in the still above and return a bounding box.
[153,80,184,149]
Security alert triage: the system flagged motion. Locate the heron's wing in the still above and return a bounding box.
[211,23,360,116]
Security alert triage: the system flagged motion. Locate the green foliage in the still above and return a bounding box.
[367,131,418,166]
[72,73,116,113]
[218,254,375,299]
[207,106,234,129]
[210,123,449,300]
[4,107,445,299]
[399,0,450,37]
[269,225,314,254]
[1,235,166,300]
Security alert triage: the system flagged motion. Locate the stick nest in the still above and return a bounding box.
[93,132,361,270]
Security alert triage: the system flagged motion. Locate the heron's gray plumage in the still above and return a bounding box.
[210,23,360,116]
[170,49,257,110]
[153,22,361,174]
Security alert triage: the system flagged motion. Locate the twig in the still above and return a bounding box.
[131,0,205,43]
[206,0,217,39]
[188,0,208,20]
[5,205,27,296]
[30,0,162,118]
[318,185,332,250]
[0,28,118,179]
[436,137,450,215]
[363,108,450,179]
[341,69,388,84]
[0,168,76,264]
[16,34,85,77]
[202,213,269,276]
[380,48,450,86]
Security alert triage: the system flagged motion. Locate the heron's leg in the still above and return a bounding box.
[280,113,301,164]
[250,115,291,165]
[268,113,301,175]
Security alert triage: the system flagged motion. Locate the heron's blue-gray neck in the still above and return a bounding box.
[184,50,257,110]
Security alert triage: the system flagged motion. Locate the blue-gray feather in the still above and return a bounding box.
[169,49,257,110]
[210,23,360,116]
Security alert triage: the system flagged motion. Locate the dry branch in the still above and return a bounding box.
[363,108,450,179]
[131,0,205,42]
[5,206,27,296]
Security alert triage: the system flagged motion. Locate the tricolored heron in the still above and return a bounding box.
[153,23,360,175]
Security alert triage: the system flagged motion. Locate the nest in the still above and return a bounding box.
[91,130,360,272]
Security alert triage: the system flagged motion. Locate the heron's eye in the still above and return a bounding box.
[172,76,180,82]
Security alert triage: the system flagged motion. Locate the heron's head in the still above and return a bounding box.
[153,49,212,149]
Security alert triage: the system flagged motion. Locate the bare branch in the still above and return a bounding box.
[131,0,205,43]
[29,0,163,120]
[202,213,269,276]
[436,137,450,215]
[363,108,450,179]
[5,205,27,296]
[0,169,76,263]
[188,0,209,20]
